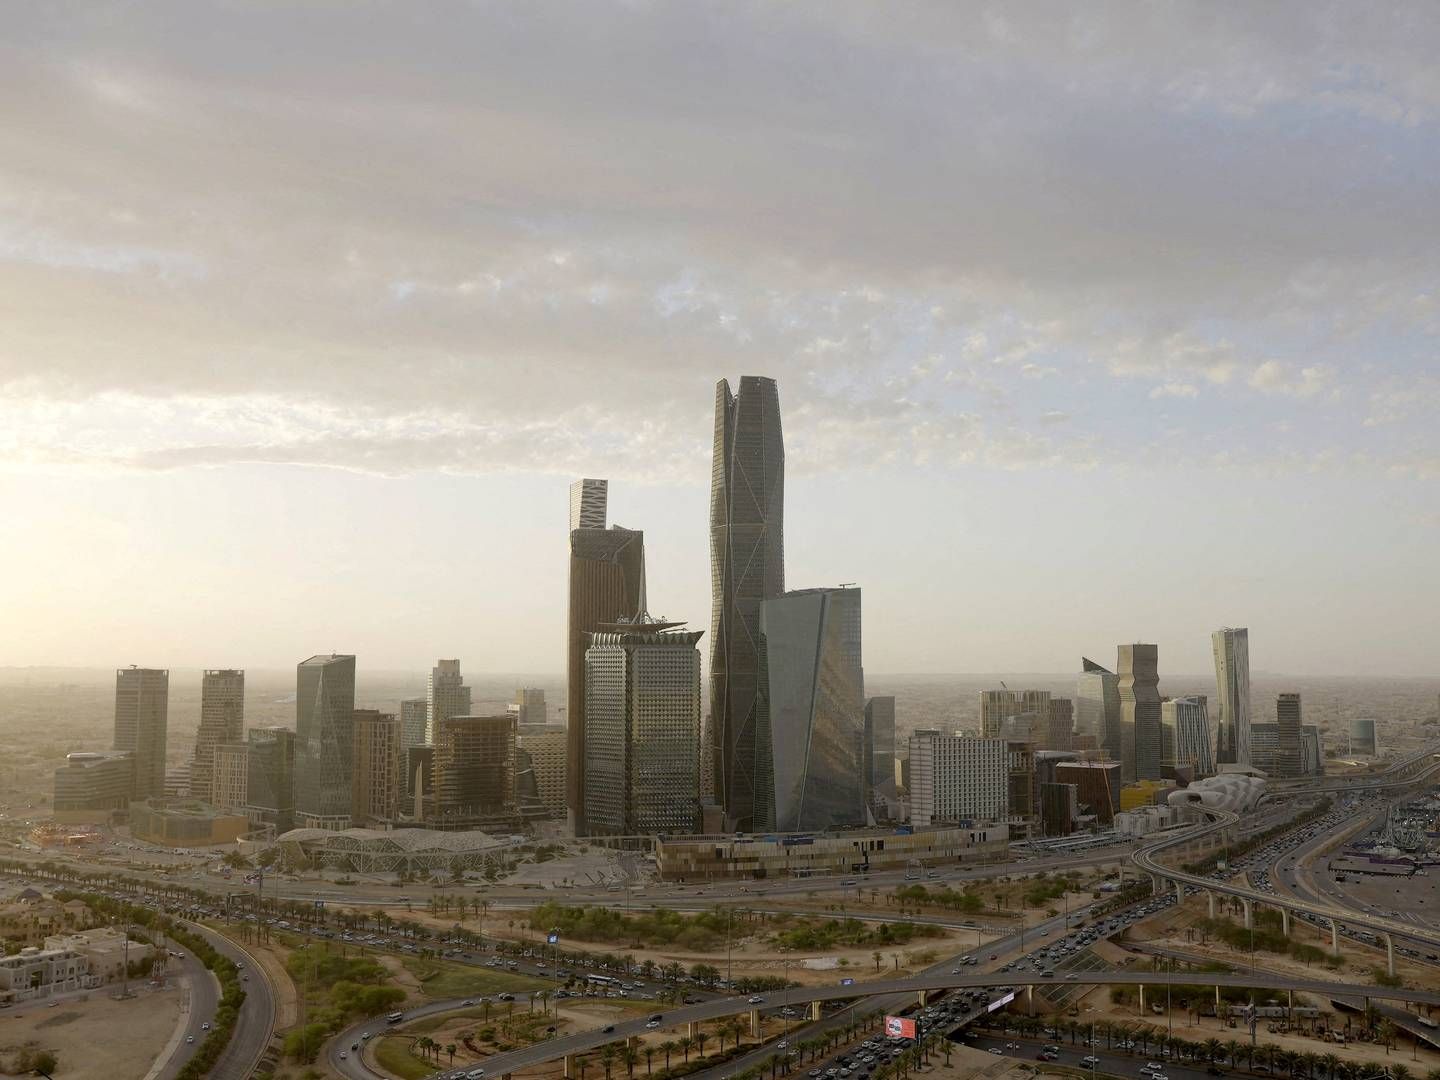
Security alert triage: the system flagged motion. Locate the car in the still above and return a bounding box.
[1066,973,1078,980]
[339,1051,347,1060]
[989,1048,1003,1056]
[462,998,476,1006]
[646,1021,661,1029]
[748,995,766,1004]
[497,992,516,1001]
[1144,1065,1163,1072]
[603,1025,616,1034]
[1082,1057,1100,1066]
[361,1032,371,1040]
[352,1042,359,1050]
[1152,1074,1168,1080]
[186,1036,195,1044]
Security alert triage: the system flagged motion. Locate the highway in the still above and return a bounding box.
[185,921,277,1080]
[153,948,217,1080]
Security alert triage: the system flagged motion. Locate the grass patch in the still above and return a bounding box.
[374,1036,438,1080]
[401,957,550,998]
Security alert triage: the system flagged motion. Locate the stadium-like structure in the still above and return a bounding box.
[276,826,513,874]
[1167,772,1266,813]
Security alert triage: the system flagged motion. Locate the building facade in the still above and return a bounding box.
[1040,782,1079,837]
[516,725,566,816]
[979,689,1052,740]
[129,800,250,846]
[245,726,296,835]
[760,587,865,832]
[908,732,1008,828]
[583,621,703,836]
[426,659,471,746]
[52,752,135,824]
[512,687,547,725]
[294,654,356,830]
[1300,724,1323,775]
[709,375,785,832]
[566,479,646,836]
[191,669,245,804]
[211,742,250,814]
[1118,643,1161,781]
[1053,760,1121,825]
[1160,695,1214,776]
[1212,627,1252,766]
[352,710,402,825]
[113,667,168,800]
[1076,658,1123,768]
[399,697,428,751]
[1276,692,1303,778]
[432,715,518,828]
[1045,698,1074,751]
[1348,718,1379,757]
[865,695,897,804]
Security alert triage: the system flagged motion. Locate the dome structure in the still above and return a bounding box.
[1166,773,1265,813]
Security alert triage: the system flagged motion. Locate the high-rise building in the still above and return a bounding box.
[245,727,296,836]
[759,587,865,832]
[979,689,1052,740]
[1040,783,1079,837]
[352,710,402,825]
[191,669,245,804]
[511,687,547,726]
[570,478,608,530]
[865,696,897,802]
[426,660,472,746]
[908,732,1008,827]
[1276,693,1303,779]
[1348,718,1379,757]
[1249,723,1280,774]
[399,697,428,751]
[710,375,785,832]
[1118,644,1161,782]
[211,743,250,814]
[1160,695,1214,776]
[1300,725,1323,776]
[52,752,135,824]
[1212,627,1252,767]
[1045,699,1074,751]
[1076,658,1123,767]
[582,618,703,836]
[294,654,356,830]
[516,725,567,816]
[432,715,517,827]
[567,478,646,837]
[113,667,169,801]
[1054,760,1121,825]
[1006,740,1037,831]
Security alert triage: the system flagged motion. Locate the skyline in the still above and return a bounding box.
[2,4,1438,676]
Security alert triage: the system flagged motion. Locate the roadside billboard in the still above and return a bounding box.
[884,1016,917,1040]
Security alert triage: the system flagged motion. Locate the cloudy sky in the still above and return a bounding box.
[2,2,1437,677]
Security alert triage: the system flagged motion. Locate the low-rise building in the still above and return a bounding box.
[52,751,135,824]
[0,945,96,1004]
[44,927,150,984]
[1114,805,1178,836]
[129,800,250,846]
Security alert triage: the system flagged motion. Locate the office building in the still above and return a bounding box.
[1006,740,1036,831]
[567,478,646,836]
[129,800,250,846]
[1076,658,1123,767]
[426,659,472,745]
[516,725,566,816]
[211,743,249,814]
[1118,644,1161,781]
[1276,692,1303,778]
[865,696,897,804]
[1212,627,1252,766]
[908,732,1008,828]
[1045,698,1074,751]
[1040,783,1079,837]
[51,752,135,824]
[432,714,518,828]
[1300,725,1323,776]
[1348,718,1379,757]
[163,761,191,799]
[1160,695,1214,776]
[245,726,296,835]
[352,710,402,825]
[294,654,356,830]
[1054,760,1121,825]
[980,689,1052,740]
[405,745,434,804]
[511,687,547,725]
[1249,722,1280,774]
[191,669,245,804]
[710,375,785,832]
[399,697,428,751]
[760,587,865,832]
[583,618,703,836]
[113,667,168,800]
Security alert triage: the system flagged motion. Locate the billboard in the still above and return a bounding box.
[884,1016,917,1040]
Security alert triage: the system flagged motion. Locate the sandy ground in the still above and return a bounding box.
[0,985,182,1080]
[215,926,302,1030]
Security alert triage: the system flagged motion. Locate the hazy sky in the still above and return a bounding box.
[2,3,1438,677]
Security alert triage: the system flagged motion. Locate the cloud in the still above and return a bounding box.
[1150,383,1200,400]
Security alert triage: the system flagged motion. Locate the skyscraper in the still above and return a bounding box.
[1276,692,1303,778]
[1118,643,1161,781]
[583,618,703,836]
[512,687,547,725]
[399,697,428,751]
[1212,627,1252,767]
[1160,695,1214,776]
[426,660,471,745]
[566,479,646,836]
[191,669,245,804]
[1076,658,1123,766]
[980,689,1051,740]
[211,743,250,814]
[352,709,402,825]
[907,731,1008,827]
[1046,698,1074,751]
[294,654,356,830]
[245,726,296,835]
[865,696,897,800]
[113,667,168,800]
[432,714,517,827]
[760,587,865,832]
[710,376,785,832]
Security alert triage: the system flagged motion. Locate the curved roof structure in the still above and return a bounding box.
[1166,773,1265,813]
[276,826,508,872]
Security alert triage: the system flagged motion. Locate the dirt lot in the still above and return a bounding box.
[0,986,182,1080]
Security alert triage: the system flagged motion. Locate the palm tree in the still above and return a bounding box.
[660,1040,676,1070]
[624,1046,640,1078]
[600,1042,618,1080]
[446,1043,458,1064]
[1320,1053,1341,1080]
[1392,1066,1414,1080]
[696,1030,709,1058]
[645,1047,654,1075]
[678,1036,693,1063]
[1203,1038,1223,1063]
[1225,1040,1245,1067]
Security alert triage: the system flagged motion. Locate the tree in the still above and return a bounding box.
[679,1035,694,1062]
[32,1050,59,1075]
[873,950,882,973]
[446,1043,458,1064]
[660,1041,677,1069]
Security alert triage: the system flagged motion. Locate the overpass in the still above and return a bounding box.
[331,968,1440,1080]
[1133,743,1440,976]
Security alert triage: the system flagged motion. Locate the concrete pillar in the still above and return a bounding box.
[809,1001,823,1022]
[686,1022,699,1040]
[749,1008,761,1039]
[1139,985,1146,1015]
[1242,898,1253,930]
[563,1055,576,1079]
[1215,985,1222,1020]
[1280,908,1290,937]
[1329,917,1339,954]
[1027,985,1035,1016]
[1287,989,1294,1019]
[1384,933,1396,978]
[917,990,928,1009]
[1207,892,1216,919]
[1175,881,1184,905]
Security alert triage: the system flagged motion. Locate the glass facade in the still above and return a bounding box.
[1118,643,1161,782]
[1076,658,1123,767]
[113,667,168,800]
[294,654,355,829]
[246,726,296,834]
[1212,627,1252,766]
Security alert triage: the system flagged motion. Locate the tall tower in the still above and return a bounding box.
[351,709,402,825]
[710,376,785,832]
[566,481,645,836]
[1276,692,1303,778]
[294,654,356,830]
[192,669,245,803]
[1117,643,1161,782]
[1212,627,1252,766]
[113,667,169,801]
[1076,658,1123,766]
[426,659,471,745]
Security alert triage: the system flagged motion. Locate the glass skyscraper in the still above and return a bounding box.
[1118,643,1161,782]
[113,666,169,801]
[294,653,355,829]
[710,375,785,832]
[1076,658,1123,766]
[1211,627,1252,766]
[192,668,245,804]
